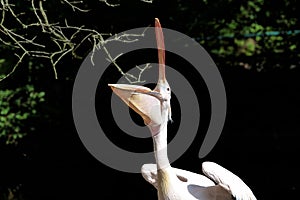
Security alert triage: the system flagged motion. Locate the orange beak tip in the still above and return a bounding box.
[155,18,161,27]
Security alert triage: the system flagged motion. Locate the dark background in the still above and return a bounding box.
[0,0,299,199]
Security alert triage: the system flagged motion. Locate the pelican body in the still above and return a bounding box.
[109,18,256,200]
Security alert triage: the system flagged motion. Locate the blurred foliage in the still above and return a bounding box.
[0,84,45,145]
[174,0,299,70]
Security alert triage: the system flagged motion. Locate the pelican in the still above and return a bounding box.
[108,18,257,200]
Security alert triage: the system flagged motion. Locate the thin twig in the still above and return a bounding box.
[98,0,120,7]
[0,52,26,81]
[62,0,90,12]
[0,0,151,82]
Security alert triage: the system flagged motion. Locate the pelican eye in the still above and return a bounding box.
[167,88,170,91]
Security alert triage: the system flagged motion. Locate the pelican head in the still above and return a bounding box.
[108,18,171,136]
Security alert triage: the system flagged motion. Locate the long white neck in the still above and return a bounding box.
[150,113,184,200]
[152,121,170,170]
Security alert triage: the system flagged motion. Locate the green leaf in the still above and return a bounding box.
[1,107,10,115]
[290,44,297,50]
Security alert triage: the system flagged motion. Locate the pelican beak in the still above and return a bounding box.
[108,84,164,101]
[108,84,163,126]
[155,18,167,84]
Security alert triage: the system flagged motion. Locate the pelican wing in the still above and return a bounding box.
[172,167,215,187]
[109,84,162,126]
[202,162,257,200]
[141,164,159,189]
[141,164,215,188]
[188,185,234,200]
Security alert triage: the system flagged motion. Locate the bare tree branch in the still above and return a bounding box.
[62,0,90,12]
[141,0,153,3]
[0,0,153,82]
[98,0,120,7]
